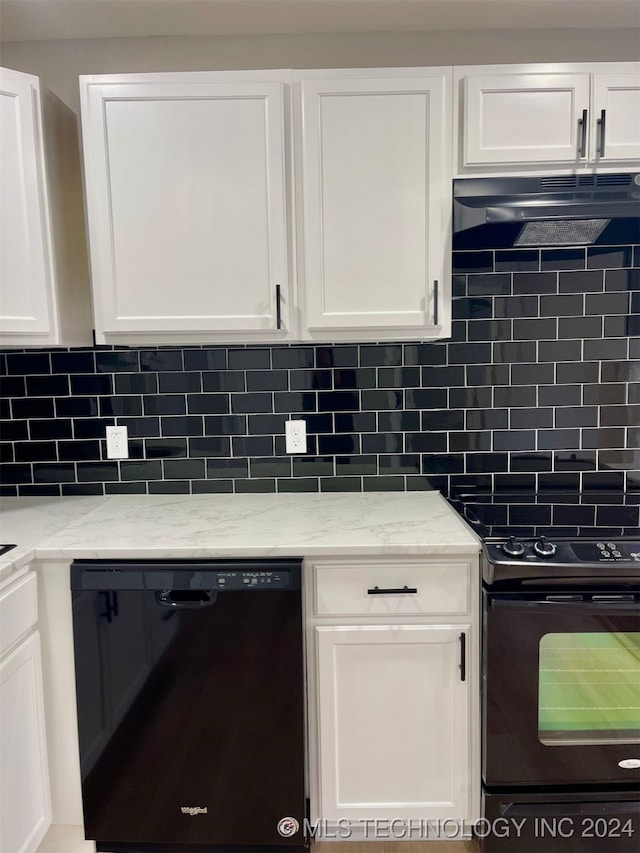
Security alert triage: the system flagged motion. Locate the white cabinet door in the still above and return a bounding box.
[591,71,640,163]
[81,72,293,343]
[315,623,469,822]
[0,631,52,853]
[0,69,54,340]
[462,71,590,166]
[0,68,92,348]
[297,70,451,340]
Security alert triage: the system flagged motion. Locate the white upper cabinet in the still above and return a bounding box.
[591,71,640,163]
[0,67,91,347]
[461,71,591,167]
[80,72,294,345]
[296,69,452,341]
[455,62,640,175]
[81,68,453,345]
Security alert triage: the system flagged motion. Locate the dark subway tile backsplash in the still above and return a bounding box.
[588,246,634,269]
[26,374,70,397]
[30,418,73,440]
[1,241,637,496]
[512,272,558,295]
[11,398,55,420]
[6,352,51,375]
[452,251,493,274]
[95,351,140,373]
[541,249,586,271]
[559,270,604,293]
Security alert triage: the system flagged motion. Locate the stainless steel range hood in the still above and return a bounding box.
[453,173,640,250]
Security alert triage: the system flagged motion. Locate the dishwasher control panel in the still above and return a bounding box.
[214,570,291,589]
[71,559,302,592]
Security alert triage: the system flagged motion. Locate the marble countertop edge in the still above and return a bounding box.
[0,546,36,586]
[0,492,481,587]
[33,542,480,561]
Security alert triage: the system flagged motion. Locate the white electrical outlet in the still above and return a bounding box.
[106,425,129,459]
[285,419,307,454]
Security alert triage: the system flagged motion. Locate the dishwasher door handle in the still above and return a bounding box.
[155,589,218,608]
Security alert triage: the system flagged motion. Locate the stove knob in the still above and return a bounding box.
[502,537,525,557]
[534,536,557,558]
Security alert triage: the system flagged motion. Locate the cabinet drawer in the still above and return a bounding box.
[0,571,38,657]
[312,560,470,617]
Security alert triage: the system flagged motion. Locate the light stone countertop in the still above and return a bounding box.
[0,492,480,586]
[0,497,101,586]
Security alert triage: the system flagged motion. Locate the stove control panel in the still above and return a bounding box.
[492,537,560,561]
[485,539,640,566]
[571,542,640,563]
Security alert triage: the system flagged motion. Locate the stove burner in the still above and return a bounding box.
[449,489,640,539]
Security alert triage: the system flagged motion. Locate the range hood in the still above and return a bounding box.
[453,173,640,250]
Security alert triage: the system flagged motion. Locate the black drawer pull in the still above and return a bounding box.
[367,585,418,595]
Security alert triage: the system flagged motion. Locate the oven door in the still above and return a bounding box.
[483,588,640,787]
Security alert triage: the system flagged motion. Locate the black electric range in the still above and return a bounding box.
[448,490,640,853]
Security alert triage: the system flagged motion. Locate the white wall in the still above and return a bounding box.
[2,27,639,114]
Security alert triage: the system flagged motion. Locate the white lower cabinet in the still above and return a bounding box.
[306,556,480,836]
[0,572,52,853]
[316,624,470,821]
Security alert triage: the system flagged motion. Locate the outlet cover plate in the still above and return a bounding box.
[285,419,307,454]
[106,425,129,459]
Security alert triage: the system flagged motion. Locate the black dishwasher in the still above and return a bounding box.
[71,559,307,853]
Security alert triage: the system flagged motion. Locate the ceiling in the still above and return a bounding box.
[1,0,639,43]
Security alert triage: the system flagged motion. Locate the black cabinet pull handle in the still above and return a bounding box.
[597,109,606,157]
[433,280,439,326]
[367,585,418,595]
[459,632,466,682]
[275,284,282,330]
[578,109,588,157]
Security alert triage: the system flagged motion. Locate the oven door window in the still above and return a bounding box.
[539,631,640,746]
